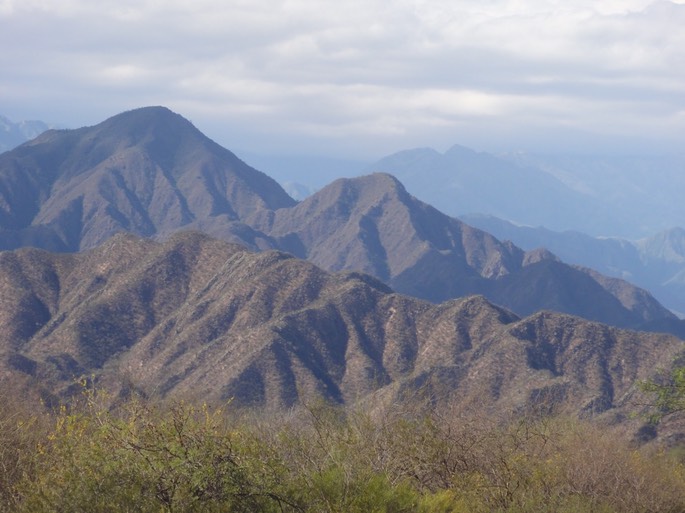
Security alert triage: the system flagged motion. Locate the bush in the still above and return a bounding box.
[0,388,48,513]
[6,390,685,513]
[17,391,296,513]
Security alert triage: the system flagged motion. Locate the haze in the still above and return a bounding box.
[2,0,684,158]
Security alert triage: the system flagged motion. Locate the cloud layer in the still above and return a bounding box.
[2,0,683,156]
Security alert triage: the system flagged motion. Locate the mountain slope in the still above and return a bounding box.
[255,173,676,330]
[503,152,685,238]
[0,106,295,251]
[0,114,50,153]
[0,232,682,426]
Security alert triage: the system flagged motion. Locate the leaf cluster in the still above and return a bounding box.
[640,366,685,424]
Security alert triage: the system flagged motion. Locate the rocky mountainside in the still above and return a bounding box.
[0,107,679,334]
[0,106,295,252]
[1,232,682,430]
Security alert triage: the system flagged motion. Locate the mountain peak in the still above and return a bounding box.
[88,105,208,151]
[0,107,295,251]
[339,172,408,198]
[290,173,411,216]
[98,106,190,131]
[444,143,478,157]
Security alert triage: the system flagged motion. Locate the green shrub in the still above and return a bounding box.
[6,390,685,513]
[17,392,295,513]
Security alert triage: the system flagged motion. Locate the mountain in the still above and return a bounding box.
[253,173,678,331]
[366,145,622,236]
[0,115,51,153]
[638,227,685,265]
[0,106,295,252]
[461,215,685,317]
[503,152,685,238]
[0,107,679,334]
[1,232,682,429]
[367,146,685,239]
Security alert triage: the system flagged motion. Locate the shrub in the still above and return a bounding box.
[0,388,48,513]
[17,391,296,513]
[7,390,685,513]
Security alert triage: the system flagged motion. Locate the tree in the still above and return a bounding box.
[640,365,685,423]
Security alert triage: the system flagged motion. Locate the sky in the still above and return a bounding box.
[1,0,684,159]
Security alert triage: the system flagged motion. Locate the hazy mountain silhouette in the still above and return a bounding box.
[367,146,685,239]
[503,152,685,238]
[0,114,51,153]
[366,145,623,236]
[462,215,685,317]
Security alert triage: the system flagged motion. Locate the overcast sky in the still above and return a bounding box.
[1,0,684,158]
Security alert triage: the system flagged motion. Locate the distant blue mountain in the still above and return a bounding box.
[366,145,685,239]
[0,115,51,153]
[502,152,685,239]
[461,214,685,317]
[366,145,621,236]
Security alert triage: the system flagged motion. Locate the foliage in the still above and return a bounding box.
[2,388,685,513]
[0,390,49,513]
[640,365,685,423]
[16,390,297,513]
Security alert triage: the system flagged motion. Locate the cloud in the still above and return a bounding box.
[1,0,683,156]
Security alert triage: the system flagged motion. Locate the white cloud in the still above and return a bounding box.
[0,0,683,156]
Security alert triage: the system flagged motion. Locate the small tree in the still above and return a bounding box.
[640,365,685,424]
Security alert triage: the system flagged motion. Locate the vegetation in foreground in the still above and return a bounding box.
[1,386,684,513]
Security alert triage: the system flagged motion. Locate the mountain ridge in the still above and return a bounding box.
[1,231,681,430]
[366,144,622,236]
[0,106,296,252]
[462,214,685,317]
[0,106,679,335]
[258,173,677,332]
[0,114,51,153]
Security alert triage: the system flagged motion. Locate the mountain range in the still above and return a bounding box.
[367,145,619,236]
[367,146,685,239]
[8,112,682,242]
[1,106,684,438]
[0,107,680,336]
[503,151,685,238]
[1,231,681,435]
[462,215,685,317]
